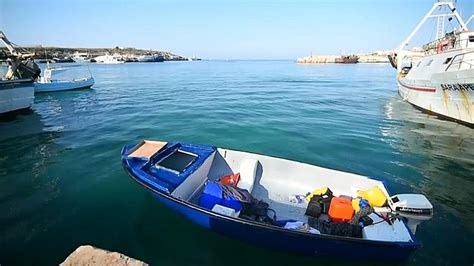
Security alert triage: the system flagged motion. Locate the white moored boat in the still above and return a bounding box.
[72,51,91,63]
[0,31,38,115]
[392,1,474,127]
[136,54,155,62]
[93,53,124,64]
[0,79,35,114]
[34,66,94,93]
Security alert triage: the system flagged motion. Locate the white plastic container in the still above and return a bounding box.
[212,204,240,217]
[362,214,413,242]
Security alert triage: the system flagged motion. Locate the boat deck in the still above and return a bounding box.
[128,141,167,159]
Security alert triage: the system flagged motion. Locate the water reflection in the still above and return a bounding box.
[0,111,45,141]
[0,110,65,251]
[383,97,474,232]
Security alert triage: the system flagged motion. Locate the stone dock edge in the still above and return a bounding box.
[297,51,391,64]
[60,245,148,266]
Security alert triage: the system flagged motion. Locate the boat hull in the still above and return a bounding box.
[0,80,35,114]
[397,72,474,127]
[34,77,94,93]
[121,143,419,261]
[147,186,417,261]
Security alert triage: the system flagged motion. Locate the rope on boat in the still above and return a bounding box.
[350,206,374,225]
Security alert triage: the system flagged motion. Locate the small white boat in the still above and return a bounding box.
[34,67,94,93]
[72,52,91,63]
[93,53,124,64]
[137,54,155,62]
[188,54,202,61]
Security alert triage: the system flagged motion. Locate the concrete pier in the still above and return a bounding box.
[297,51,391,64]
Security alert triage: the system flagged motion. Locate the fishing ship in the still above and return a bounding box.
[335,55,359,64]
[0,31,39,115]
[390,1,474,126]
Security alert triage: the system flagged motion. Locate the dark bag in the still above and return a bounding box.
[308,217,362,238]
[305,196,323,217]
[305,190,333,218]
[240,199,276,225]
[242,199,269,216]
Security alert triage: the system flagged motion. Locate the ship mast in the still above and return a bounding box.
[466,15,474,27]
[397,1,468,51]
[394,1,468,72]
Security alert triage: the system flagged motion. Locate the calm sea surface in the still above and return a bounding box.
[0,61,473,265]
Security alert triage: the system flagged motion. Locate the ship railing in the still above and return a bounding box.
[422,35,471,55]
[445,51,474,71]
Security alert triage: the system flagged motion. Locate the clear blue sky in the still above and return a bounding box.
[1,0,472,59]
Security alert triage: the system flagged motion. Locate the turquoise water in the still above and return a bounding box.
[1,61,473,265]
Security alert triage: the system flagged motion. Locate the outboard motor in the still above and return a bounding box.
[389,194,433,234]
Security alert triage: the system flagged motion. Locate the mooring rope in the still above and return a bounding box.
[351,206,374,225]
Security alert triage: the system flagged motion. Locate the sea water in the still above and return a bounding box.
[0,61,473,265]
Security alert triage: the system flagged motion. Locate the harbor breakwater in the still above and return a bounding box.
[297,51,391,64]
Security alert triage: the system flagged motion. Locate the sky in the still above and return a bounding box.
[0,0,472,59]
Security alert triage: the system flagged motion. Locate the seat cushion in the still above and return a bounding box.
[237,159,258,193]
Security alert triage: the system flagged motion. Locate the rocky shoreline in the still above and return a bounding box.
[0,46,187,61]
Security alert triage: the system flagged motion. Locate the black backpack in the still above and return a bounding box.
[240,199,276,224]
[305,189,333,218]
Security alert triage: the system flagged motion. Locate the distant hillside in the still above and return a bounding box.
[0,46,187,61]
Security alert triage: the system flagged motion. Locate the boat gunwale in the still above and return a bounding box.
[121,144,421,249]
[0,79,35,90]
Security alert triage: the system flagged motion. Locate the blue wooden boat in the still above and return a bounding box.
[121,140,433,261]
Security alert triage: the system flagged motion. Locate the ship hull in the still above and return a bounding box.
[397,70,474,127]
[0,79,35,115]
